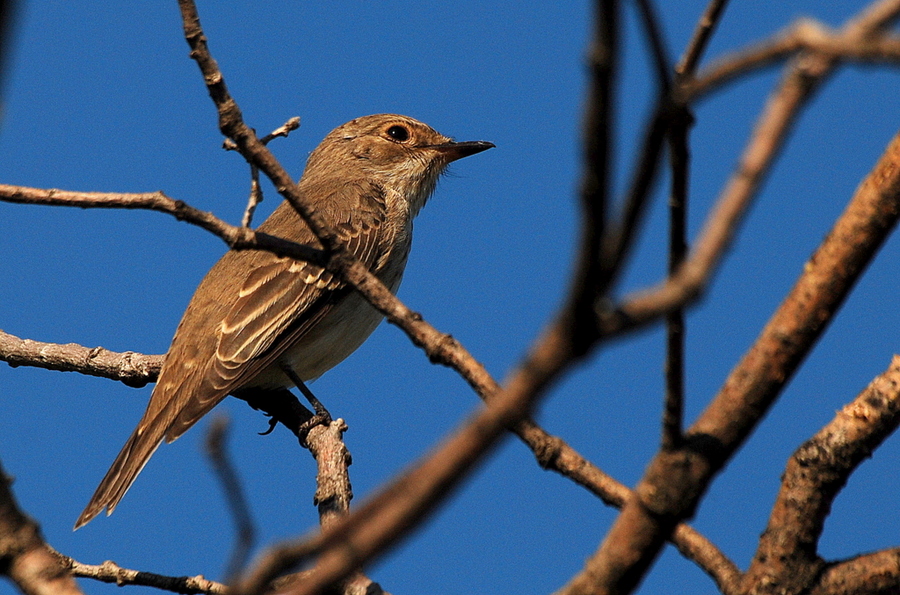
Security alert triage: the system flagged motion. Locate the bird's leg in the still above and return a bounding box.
[232,386,314,440]
[280,364,333,433]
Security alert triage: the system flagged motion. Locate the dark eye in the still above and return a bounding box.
[386,125,410,142]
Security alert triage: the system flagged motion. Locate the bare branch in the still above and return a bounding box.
[0,184,327,265]
[241,169,263,228]
[303,420,384,595]
[687,19,900,101]
[561,116,900,595]
[0,462,83,595]
[661,114,690,452]
[53,551,227,595]
[306,420,353,531]
[742,357,900,594]
[205,417,256,583]
[572,0,618,323]
[222,116,301,152]
[676,0,731,77]
[598,4,900,337]
[598,99,670,301]
[811,548,900,595]
[514,419,741,593]
[0,329,162,387]
[560,9,900,588]
[259,116,301,145]
[634,0,672,92]
[222,116,301,227]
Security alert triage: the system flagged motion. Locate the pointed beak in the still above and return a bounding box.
[431,140,495,162]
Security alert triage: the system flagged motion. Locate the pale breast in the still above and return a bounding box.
[249,221,412,389]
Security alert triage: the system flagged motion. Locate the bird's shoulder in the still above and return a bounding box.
[259,176,388,245]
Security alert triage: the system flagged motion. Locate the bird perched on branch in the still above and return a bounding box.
[76,114,493,528]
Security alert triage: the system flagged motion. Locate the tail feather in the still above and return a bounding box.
[74,421,165,530]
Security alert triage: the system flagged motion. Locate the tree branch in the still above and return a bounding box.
[513,419,742,593]
[0,328,162,387]
[204,417,256,583]
[0,461,83,595]
[560,107,900,595]
[742,356,900,594]
[597,1,900,338]
[686,19,900,101]
[811,548,900,595]
[0,184,327,265]
[53,551,227,595]
[675,0,731,77]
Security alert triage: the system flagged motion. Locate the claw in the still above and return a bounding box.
[258,416,278,436]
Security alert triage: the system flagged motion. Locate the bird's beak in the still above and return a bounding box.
[432,140,495,162]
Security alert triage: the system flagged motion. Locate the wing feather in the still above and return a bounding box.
[166,179,388,437]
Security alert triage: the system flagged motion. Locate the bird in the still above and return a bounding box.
[75,114,493,528]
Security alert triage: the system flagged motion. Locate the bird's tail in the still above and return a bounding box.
[74,420,166,530]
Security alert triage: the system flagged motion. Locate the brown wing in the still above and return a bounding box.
[166,180,387,436]
[75,179,387,528]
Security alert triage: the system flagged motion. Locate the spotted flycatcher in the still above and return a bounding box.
[75,114,493,528]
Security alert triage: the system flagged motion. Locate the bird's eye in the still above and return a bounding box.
[386,125,410,142]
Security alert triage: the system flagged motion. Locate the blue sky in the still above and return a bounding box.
[2,2,900,594]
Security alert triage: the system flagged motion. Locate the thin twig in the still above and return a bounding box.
[260,116,301,144]
[634,0,672,93]
[513,419,741,591]
[241,168,263,228]
[676,0,731,77]
[686,20,900,101]
[0,184,327,265]
[598,98,670,290]
[223,116,301,227]
[52,550,227,595]
[661,111,690,452]
[205,417,256,583]
[221,116,301,151]
[598,27,864,336]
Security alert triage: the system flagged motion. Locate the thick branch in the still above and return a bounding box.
[742,357,900,594]
[0,462,83,595]
[811,549,900,595]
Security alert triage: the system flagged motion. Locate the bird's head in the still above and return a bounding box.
[305,114,493,215]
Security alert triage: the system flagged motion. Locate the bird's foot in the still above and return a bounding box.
[296,408,333,447]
